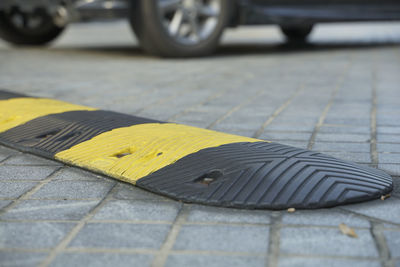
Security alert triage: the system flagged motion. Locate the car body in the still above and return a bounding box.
[1,0,400,57]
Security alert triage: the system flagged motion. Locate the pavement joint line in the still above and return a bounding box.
[370,64,379,168]
[266,213,282,267]
[206,88,266,130]
[279,253,380,261]
[252,83,305,139]
[63,247,158,254]
[0,166,64,215]
[371,221,395,267]
[307,62,351,150]
[151,204,188,267]
[39,183,118,267]
[0,155,12,164]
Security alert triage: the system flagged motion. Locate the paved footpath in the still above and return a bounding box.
[0,21,399,267]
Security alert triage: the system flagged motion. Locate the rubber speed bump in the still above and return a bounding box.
[0,90,393,209]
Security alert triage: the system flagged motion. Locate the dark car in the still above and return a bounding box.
[1,0,399,57]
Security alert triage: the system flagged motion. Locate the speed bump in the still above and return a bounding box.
[0,90,393,209]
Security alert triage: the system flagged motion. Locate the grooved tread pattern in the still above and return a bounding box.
[137,142,393,209]
[0,110,161,157]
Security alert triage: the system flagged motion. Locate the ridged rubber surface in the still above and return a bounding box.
[0,110,161,157]
[137,142,393,209]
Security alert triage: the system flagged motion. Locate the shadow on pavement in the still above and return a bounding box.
[47,40,400,58]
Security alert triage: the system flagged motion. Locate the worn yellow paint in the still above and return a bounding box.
[0,98,96,133]
[56,123,266,184]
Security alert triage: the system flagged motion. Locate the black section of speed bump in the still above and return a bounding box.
[0,110,162,158]
[137,142,393,209]
[0,90,28,100]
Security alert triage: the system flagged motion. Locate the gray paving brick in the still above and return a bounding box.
[112,184,171,201]
[378,126,400,135]
[187,205,270,224]
[31,180,114,199]
[92,200,180,222]
[278,258,380,267]
[313,142,370,152]
[3,154,61,166]
[320,125,370,134]
[383,230,400,258]
[378,143,400,153]
[0,222,75,249]
[0,200,12,209]
[341,198,400,224]
[0,252,48,267]
[174,225,269,253]
[0,199,100,220]
[0,182,37,198]
[377,134,400,143]
[315,133,370,143]
[165,254,265,267]
[280,227,378,257]
[379,153,400,164]
[260,131,311,141]
[52,167,106,181]
[324,152,371,163]
[379,164,400,175]
[282,210,370,227]
[0,165,58,180]
[69,223,171,249]
[51,253,153,267]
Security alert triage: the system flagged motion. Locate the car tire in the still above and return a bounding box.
[280,25,313,42]
[0,8,64,46]
[130,0,232,57]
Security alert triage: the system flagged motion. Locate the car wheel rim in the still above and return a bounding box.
[6,8,50,35]
[157,0,222,45]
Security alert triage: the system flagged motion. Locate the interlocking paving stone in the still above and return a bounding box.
[51,167,105,181]
[165,254,266,267]
[31,180,115,199]
[92,200,180,222]
[0,199,100,220]
[278,258,381,267]
[0,222,75,249]
[280,227,378,257]
[0,252,48,267]
[187,205,271,224]
[0,165,58,180]
[379,164,400,175]
[323,152,371,163]
[0,200,12,209]
[0,181,38,198]
[51,253,154,267]
[379,154,400,164]
[112,184,172,201]
[383,230,400,258]
[341,198,400,224]
[282,210,370,227]
[313,142,370,153]
[69,223,171,249]
[3,154,62,166]
[173,225,269,253]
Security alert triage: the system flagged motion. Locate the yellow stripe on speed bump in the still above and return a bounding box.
[56,123,265,184]
[0,98,96,133]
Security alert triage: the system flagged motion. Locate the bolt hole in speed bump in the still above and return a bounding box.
[0,90,393,209]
